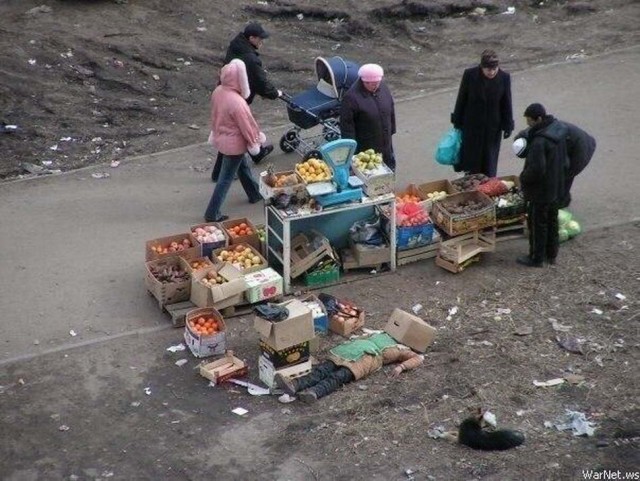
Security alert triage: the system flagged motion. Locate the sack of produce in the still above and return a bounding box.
[434,128,462,166]
[557,209,581,242]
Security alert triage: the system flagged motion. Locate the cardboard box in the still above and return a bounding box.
[259,339,310,368]
[221,218,261,251]
[396,183,427,208]
[258,170,306,200]
[350,241,391,266]
[181,256,214,275]
[190,222,228,258]
[290,230,334,279]
[327,298,365,337]
[211,244,268,275]
[190,263,247,310]
[329,312,365,337]
[145,233,199,262]
[243,267,283,303]
[253,299,314,351]
[199,351,248,385]
[418,179,456,212]
[258,355,312,389]
[145,256,191,307]
[184,308,226,358]
[384,308,436,353]
[300,294,329,334]
[309,335,320,354]
[432,191,496,236]
[352,162,395,197]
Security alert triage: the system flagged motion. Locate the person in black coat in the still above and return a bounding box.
[451,50,514,177]
[517,103,567,267]
[212,22,281,181]
[340,63,397,171]
[515,121,596,208]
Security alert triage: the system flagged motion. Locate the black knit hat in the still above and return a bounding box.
[244,22,269,39]
[480,49,499,68]
[524,103,547,119]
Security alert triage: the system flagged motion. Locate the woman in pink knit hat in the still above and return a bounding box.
[340,63,397,171]
[204,59,263,222]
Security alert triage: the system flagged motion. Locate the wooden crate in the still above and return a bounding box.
[162,296,283,328]
[493,218,527,243]
[396,242,440,266]
[432,191,496,236]
[436,229,496,273]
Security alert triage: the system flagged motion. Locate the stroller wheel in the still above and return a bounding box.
[303,149,323,161]
[322,120,340,142]
[279,130,300,153]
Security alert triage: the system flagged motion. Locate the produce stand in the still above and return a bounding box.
[265,193,397,294]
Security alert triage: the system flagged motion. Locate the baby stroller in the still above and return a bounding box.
[279,56,360,160]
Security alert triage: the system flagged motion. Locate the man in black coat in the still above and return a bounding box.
[517,103,567,267]
[451,50,514,177]
[340,63,397,171]
[515,121,596,208]
[212,22,281,182]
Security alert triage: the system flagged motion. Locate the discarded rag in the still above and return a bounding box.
[253,304,289,322]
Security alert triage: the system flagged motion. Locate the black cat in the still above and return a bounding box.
[457,413,525,451]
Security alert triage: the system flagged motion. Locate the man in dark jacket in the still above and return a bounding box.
[212,22,281,181]
[515,122,596,208]
[517,103,567,267]
[340,63,397,171]
[451,50,514,177]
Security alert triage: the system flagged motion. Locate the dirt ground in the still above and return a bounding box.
[1,2,639,480]
[1,224,639,480]
[1,0,639,179]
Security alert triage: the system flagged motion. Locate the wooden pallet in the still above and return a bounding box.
[161,296,284,328]
[396,242,440,266]
[493,219,527,243]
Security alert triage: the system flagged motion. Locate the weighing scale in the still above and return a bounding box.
[312,139,363,207]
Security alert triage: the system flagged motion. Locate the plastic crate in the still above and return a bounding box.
[304,264,340,287]
[397,222,436,251]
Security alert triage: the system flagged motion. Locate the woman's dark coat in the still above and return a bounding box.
[340,79,397,169]
[451,66,514,176]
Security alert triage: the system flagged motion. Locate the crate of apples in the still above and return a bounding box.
[199,271,228,287]
[216,245,263,271]
[226,222,254,239]
[150,237,192,255]
[192,225,226,244]
[188,316,222,337]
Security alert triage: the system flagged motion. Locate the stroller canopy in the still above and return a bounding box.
[314,56,360,100]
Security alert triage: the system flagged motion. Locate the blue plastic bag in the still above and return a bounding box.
[435,128,462,166]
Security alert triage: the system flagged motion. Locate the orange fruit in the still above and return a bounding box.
[239,222,247,229]
[197,317,206,326]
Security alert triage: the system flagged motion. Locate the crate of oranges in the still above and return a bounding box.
[221,218,261,251]
[395,184,427,209]
[184,307,226,358]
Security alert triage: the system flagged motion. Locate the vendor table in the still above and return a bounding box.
[265,193,397,294]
